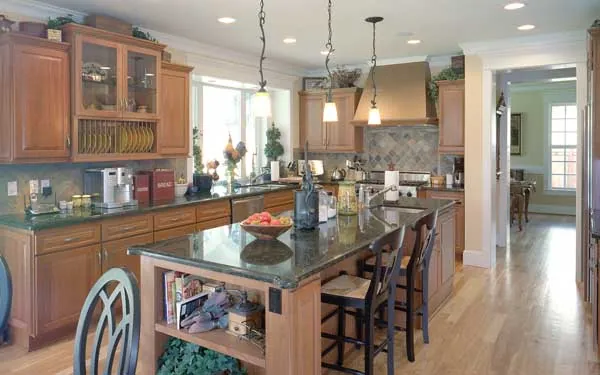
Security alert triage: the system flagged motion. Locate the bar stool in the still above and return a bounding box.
[358,210,438,362]
[321,225,406,375]
[0,255,11,344]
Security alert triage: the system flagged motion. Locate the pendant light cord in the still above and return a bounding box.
[325,0,335,102]
[370,21,377,107]
[258,0,267,91]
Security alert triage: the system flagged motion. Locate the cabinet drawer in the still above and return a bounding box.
[35,223,101,255]
[196,200,231,223]
[264,190,294,208]
[154,224,196,242]
[102,214,153,242]
[424,191,464,205]
[154,207,196,231]
[196,217,231,231]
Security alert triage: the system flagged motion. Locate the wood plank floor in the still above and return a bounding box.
[0,214,598,374]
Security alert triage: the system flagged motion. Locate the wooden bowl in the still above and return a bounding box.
[240,222,292,240]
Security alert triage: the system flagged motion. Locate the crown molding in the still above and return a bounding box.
[460,30,586,56]
[7,0,306,78]
[509,80,576,93]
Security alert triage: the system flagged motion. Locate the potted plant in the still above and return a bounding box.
[132,26,158,42]
[157,338,247,375]
[46,14,76,42]
[331,65,362,88]
[427,66,465,109]
[264,122,284,164]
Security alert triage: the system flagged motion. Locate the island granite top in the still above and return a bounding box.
[128,197,454,289]
[0,184,296,231]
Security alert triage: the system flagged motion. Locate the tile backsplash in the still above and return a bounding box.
[0,159,186,215]
[298,126,457,177]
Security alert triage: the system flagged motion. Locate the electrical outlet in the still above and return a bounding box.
[29,180,39,194]
[7,181,17,197]
[41,179,50,189]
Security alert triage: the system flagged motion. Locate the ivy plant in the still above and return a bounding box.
[264,122,284,163]
[47,14,77,30]
[132,26,158,43]
[157,338,247,375]
[427,66,465,103]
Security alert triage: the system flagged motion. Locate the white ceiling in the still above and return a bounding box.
[41,0,599,69]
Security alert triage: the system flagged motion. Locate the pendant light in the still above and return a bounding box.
[366,16,383,125]
[252,0,271,117]
[322,0,338,122]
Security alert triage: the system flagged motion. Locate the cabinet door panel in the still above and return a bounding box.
[123,46,160,120]
[196,217,231,231]
[299,94,325,151]
[159,66,190,155]
[13,44,70,159]
[102,233,154,283]
[440,213,456,284]
[438,80,465,154]
[35,245,101,335]
[154,224,196,242]
[327,93,355,151]
[455,204,465,254]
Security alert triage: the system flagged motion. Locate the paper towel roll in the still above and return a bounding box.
[384,171,399,201]
[271,161,280,181]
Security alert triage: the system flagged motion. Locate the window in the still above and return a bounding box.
[549,104,577,190]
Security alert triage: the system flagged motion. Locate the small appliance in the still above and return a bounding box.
[84,168,137,209]
[330,167,346,181]
[356,170,431,199]
[453,157,464,187]
[192,174,213,193]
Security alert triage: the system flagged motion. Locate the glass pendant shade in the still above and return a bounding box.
[368,106,381,125]
[323,101,338,122]
[252,90,272,117]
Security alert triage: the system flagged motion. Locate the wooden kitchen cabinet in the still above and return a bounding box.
[154,206,196,232]
[419,189,465,254]
[196,217,231,231]
[155,224,197,242]
[102,233,153,282]
[439,209,456,284]
[159,62,193,156]
[299,88,363,152]
[0,33,70,163]
[438,80,465,154]
[35,245,102,336]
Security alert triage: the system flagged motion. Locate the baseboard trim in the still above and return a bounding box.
[463,249,494,268]
[528,204,576,215]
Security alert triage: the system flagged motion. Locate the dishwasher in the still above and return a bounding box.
[231,195,265,223]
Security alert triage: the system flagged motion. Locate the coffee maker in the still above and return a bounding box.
[453,157,464,187]
[84,168,137,208]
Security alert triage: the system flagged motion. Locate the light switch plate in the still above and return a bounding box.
[7,181,17,197]
[41,179,50,189]
[29,180,39,194]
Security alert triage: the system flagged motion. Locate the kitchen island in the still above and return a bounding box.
[129,197,454,374]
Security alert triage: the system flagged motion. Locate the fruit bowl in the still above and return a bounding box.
[240,212,293,240]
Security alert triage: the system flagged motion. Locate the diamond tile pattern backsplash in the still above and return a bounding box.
[0,159,186,215]
[298,126,456,177]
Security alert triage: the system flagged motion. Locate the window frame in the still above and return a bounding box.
[546,101,577,193]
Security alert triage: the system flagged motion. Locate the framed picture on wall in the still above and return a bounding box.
[510,113,523,155]
[302,77,327,91]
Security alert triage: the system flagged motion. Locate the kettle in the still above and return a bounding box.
[330,168,346,181]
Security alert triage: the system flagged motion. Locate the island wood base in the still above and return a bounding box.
[139,256,322,375]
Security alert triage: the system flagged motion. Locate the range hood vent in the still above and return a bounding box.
[352,62,438,126]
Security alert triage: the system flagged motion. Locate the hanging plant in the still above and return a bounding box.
[264,122,284,163]
[427,67,465,103]
[132,26,158,42]
[157,338,247,375]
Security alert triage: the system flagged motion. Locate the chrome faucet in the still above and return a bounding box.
[365,185,398,208]
[250,171,270,185]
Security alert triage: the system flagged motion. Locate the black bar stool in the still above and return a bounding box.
[321,225,406,375]
[0,255,11,344]
[73,267,140,375]
[358,210,438,362]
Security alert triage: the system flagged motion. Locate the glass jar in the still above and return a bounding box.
[81,194,92,209]
[72,195,82,208]
[337,181,357,216]
[318,189,329,223]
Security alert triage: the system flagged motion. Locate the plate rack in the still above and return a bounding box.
[77,119,156,155]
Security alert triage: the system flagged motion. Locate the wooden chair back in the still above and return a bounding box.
[408,210,439,273]
[366,226,406,308]
[0,255,11,343]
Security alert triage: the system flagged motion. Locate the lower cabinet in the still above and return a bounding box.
[35,244,101,336]
[418,189,465,255]
[154,224,197,242]
[102,233,154,283]
[196,217,231,231]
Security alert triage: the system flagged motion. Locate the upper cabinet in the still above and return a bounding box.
[0,33,70,163]
[159,62,194,156]
[299,88,363,152]
[438,79,465,154]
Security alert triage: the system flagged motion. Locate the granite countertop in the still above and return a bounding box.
[0,184,296,231]
[418,184,465,193]
[128,197,454,289]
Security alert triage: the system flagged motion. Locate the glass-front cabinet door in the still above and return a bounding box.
[78,37,122,116]
[123,47,160,119]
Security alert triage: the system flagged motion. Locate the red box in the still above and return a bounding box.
[140,169,175,202]
[133,174,150,204]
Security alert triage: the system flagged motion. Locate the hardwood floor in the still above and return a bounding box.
[0,214,598,374]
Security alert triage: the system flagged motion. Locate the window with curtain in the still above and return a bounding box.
[549,103,577,190]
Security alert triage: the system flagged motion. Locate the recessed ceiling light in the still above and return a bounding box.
[320,50,331,55]
[218,17,236,24]
[283,38,297,44]
[407,39,421,45]
[517,24,535,31]
[504,2,525,10]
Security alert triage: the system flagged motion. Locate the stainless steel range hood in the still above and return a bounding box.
[352,62,438,126]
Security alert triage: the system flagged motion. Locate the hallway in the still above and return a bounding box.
[332,214,600,374]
